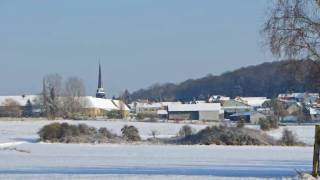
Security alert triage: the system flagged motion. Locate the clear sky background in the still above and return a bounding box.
[0,0,274,97]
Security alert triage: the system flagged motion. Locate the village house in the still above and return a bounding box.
[82,96,130,117]
[221,100,253,119]
[78,64,130,117]
[278,92,319,104]
[131,101,182,119]
[167,103,223,121]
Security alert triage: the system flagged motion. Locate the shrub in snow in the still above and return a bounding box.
[98,127,114,139]
[279,129,303,146]
[178,125,194,137]
[177,125,277,146]
[38,123,117,143]
[236,119,245,128]
[121,125,141,142]
[259,117,278,131]
[38,123,62,142]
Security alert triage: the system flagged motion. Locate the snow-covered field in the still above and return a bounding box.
[268,125,315,145]
[0,119,208,143]
[0,119,316,179]
[246,124,316,145]
[0,143,313,179]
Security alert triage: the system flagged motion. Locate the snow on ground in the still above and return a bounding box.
[0,143,313,179]
[0,174,288,180]
[246,124,316,145]
[268,125,315,145]
[0,119,317,179]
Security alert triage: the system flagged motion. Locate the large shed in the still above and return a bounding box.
[168,103,223,121]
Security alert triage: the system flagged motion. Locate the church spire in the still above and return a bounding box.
[98,63,102,89]
[96,63,106,98]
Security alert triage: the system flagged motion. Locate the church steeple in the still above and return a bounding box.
[98,63,103,89]
[96,63,106,98]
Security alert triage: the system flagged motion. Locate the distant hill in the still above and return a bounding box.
[130,60,320,101]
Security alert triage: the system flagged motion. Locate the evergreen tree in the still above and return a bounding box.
[23,100,33,117]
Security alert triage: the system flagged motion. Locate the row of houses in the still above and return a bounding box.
[129,97,267,123]
[130,93,320,123]
[1,92,320,123]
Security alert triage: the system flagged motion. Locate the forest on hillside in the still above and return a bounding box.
[130,60,320,101]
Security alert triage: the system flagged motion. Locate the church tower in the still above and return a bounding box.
[96,63,106,98]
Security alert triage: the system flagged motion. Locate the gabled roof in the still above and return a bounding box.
[222,100,252,109]
[135,101,182,109]
[84,96,130,111]
[235,97,269,107]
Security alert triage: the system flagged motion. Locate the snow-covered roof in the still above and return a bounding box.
[208,95,230,102]
[157,109,168,115]
[168,103,221,112]
[135,102,181,109]
[278,93,305,99]
[83,96,130,111]
[112,99,130,111]
[222,100,252,109]
[0,95,38,106]
[135,102,162,109]
[236,97,269,107]
[160,102,182,106]
[310,107,320,115]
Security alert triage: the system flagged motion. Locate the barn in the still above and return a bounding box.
[168,103,223,121]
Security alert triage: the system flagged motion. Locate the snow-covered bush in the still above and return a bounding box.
[177,125,277,146]
[178,125,194,137]
[259,117,278,131]
[38,123,116,143]
[121,125,141,142]
[98,127,114,139]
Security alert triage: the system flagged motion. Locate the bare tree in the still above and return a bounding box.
[262,99,288,122]
[63,77,86,118]
[263,0,320,60]
[42,74,63,119]
[118,99,127,119]
[2,98,22,117]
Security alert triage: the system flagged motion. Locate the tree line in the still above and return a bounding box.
[130,60,320,102]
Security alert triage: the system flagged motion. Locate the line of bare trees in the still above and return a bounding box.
[37,73,87,120]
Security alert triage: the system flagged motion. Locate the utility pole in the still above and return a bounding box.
[312,125,320,177]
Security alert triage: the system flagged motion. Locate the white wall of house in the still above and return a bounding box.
[199,111,220,121]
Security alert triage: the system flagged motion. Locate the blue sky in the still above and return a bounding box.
[0,0,274,97]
